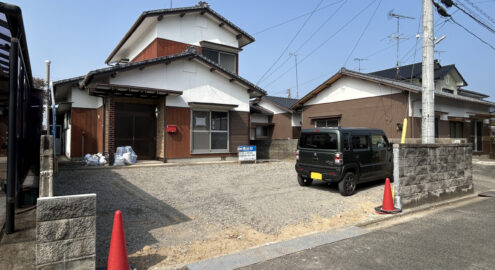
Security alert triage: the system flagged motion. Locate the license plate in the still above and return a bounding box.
[311,172,322,180]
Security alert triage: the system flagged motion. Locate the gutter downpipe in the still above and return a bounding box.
[6,38,19,234]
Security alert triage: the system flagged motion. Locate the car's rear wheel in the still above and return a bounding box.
[338,172,357,196]
[298,175,313,186]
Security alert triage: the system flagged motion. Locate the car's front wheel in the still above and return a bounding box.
[338,172,357,196]
[297,175,313,186]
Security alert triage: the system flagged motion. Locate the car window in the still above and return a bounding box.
[351,135,369,150]
[371,134,387,148]
[299,132,338,150]
[343,133,350,151]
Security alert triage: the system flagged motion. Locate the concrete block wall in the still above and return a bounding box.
[36,194,96,269]
[252,139,298,160]
[39,135,53,197]
[395,144,473,208]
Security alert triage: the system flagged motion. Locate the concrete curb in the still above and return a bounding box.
[174,193,482,270]
[355,193,480,228]
[184,226,368,270]
[59,159,279,172]
[472,160,495,166]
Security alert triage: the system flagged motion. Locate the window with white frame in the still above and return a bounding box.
[315,118,339,128]
[192,110,229,153]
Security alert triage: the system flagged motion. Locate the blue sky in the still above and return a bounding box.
[12,0,495,102]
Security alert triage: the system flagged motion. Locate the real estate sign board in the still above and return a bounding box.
[238,145,256,162]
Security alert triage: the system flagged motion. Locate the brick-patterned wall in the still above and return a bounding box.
[395,144,473,208]
[104,96,115,163]
[156,97,166,160]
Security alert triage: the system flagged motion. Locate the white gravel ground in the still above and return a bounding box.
[54,161,384,268]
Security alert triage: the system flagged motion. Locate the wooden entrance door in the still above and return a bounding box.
[115,103,156,160]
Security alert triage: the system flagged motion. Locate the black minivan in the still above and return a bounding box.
[295,127,393,196]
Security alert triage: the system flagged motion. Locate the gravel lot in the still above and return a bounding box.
[54,161,383,269]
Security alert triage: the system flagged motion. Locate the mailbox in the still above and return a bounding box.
[166,125,177,133]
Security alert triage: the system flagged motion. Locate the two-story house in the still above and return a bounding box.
[292,61,495,155]
[54,2,266,162]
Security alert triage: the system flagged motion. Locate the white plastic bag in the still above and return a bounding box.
[113,155,125,166]
[85,155,99,166]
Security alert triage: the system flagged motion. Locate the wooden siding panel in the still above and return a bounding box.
[302,93,409,139]
[71,108,98,157]
[229,111,249,153]
[132,39,158,63]
[271,113,293,139]
[166,107,191,158]
[131,38,202,63]
[97,106,104,153]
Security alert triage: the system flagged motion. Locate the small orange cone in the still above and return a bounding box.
[375,178,401,214]
[107,210,130,270]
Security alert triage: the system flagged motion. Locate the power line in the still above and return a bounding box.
[260,0,347,86]
[451,1,495,34]
[343,0,383,67]
[462,0,495,27]
[252,0,346,36]
[450,17,495,50]
[262,0,378,88]
[256,0,324,85]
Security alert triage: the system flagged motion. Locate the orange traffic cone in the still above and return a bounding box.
[375,178,401,214]
[107,210,130,270]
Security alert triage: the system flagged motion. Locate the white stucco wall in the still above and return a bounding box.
[305,76,402,106]
[64,113,71,158]
[109,59,250,111]
[291,112,301,127]
[157,13,239,49]
[251,114,269,123]
[70,87,103,109]
[410,93,491,121]
[112,18,158,63]
[435,71,463,94]
[257,100,286,114]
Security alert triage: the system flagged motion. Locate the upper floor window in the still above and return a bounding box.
[442,88,454,94]
[202,48,236,73]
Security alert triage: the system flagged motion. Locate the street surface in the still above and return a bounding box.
[241,197,495,270]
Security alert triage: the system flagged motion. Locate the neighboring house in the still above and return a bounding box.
[292,62,495,155]
[53,2,265,162]
[250,96,301,140]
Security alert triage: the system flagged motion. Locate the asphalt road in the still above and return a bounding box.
[241,197,495,270]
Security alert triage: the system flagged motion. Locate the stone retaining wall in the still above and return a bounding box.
[252,139,298,160]
[36,194,96,269]
[394,144,473,208]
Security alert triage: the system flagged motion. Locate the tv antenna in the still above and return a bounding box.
[434,50,446,63]
[388,10,414,79]
[353,58,367,72]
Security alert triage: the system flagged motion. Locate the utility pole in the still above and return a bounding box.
[353,58,367,72]
[388,11,414,79]
[422,0,435,144]
[42,60,50,134]
[289,53,299,98]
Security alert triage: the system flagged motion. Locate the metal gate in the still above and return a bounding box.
[115,103,156,160]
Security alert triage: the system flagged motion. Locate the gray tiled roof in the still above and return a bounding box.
[106,2,254,64]
[81,47,266,96]
[293,68,495,108]
[369,61,465,84]
[264,96,299,110]
[53,75,85,87]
